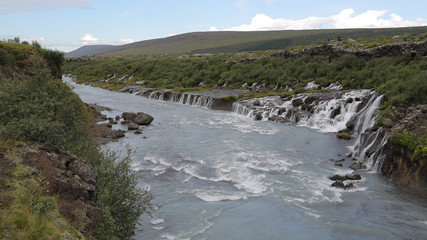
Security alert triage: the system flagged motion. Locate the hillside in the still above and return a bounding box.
[65,44,115,58]
[66,26,427,57]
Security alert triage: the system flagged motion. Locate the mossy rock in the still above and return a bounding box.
[336,132,351,140]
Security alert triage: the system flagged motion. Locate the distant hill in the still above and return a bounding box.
[65,44,115,58]
[66,26,427,57]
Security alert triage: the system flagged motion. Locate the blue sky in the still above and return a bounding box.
[1,0,426,52]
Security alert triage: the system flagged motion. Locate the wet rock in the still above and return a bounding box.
[115,115,121,121]
[330,106,341,119]
[335,163,343,167]
[346,98,354,104]
[134,130,142,134]
[100,123,112,129]
[128,122,139,130]
[121,120,133,125]
[254,113,263,121]
[277,108,287,116]
[122,112,137,121]
[329,175,347,181]
[292,98,303,107]
[331,180,346,189]
[108,119,117,124]
[345,183,354,189]
[304,96,317,105]
[253,99,261,106]
[134,112,154,126]
[350,162,367,170]
[345,173,362,180]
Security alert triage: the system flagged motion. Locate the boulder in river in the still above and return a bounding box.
[134,112,154,126]
[128,122,139,130]
[345,173,362,180]
[122,112,137,121]
[350,162,367,170]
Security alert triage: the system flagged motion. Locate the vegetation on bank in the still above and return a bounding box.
[65,33,427,109]
[0,42,154,239]
[389,129,427,162]
[0,140,84,239]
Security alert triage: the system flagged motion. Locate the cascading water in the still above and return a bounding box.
[231,90,378,133]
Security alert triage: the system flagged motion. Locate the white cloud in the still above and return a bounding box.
[112,38,134,45]
[0,0,99,14]
[80,33,101,45]
[209,26,219,31]
[223,8,427,31]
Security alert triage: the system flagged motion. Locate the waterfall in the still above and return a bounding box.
[231,90,378,133]
[148,91,216,109]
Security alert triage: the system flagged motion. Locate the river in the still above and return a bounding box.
[66,77,427,240]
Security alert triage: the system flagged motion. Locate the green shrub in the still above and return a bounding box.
[89,148,155,240]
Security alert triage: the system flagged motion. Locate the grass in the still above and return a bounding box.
[0,156,84,240]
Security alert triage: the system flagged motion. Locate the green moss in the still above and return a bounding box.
[336,132,351,140]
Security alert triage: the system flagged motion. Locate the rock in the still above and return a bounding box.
[253,99,261,106]
[111,130,125,139]
[335,163,343,167]
[331,180,346,189]
[68,160,96,185]
[350,162,367,170]
[128,122,139,130]
[335,158,345,162]
[292,98,303,107]
[345,173,362,180]
[329,175,347,181]
[304,96,317,105]
[345,183,354,189]
[134,112,154,126]
[277,108,287,115]
[121,120,133,125]
[254,113,263,121]
[101,123,112,129]
[108,119,117,124]
[330,106,341,119]
[115,115,121,121]
[122,112,137,121]
[346,98,354,104]
[134,130,142,134]
[382,118,395,129]
[336,132,351,140]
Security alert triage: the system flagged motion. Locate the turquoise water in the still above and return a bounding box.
[67,78,427,240]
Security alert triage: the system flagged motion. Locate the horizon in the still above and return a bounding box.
[1,0,426,52]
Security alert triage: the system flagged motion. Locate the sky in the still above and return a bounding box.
[1,0,426,52]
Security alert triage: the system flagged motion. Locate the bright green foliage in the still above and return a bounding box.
[88,148,155,240]
[389,129,427,161]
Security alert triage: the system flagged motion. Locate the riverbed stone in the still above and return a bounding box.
[134,112,154,126]
[350,162,367,170]
[128,122,139,130]
[345,173,362,180]
[122,112,137,121]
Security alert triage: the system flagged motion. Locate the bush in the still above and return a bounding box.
[89,148,155,240]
